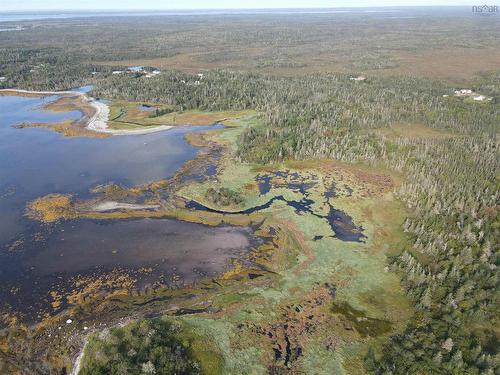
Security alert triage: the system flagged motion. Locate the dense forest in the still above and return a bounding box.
[79,319,201,375]
[0,10,498,374]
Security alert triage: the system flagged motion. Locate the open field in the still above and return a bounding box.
[106,100,253,129]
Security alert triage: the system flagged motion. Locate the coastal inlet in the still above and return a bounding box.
[0,90,260,323]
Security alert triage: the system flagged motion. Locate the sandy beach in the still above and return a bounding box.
[0,88,173,136]
[89,201,161,212]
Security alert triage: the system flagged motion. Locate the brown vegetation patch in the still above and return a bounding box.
[479,204,499,219]
[0,90,49,98]
[248,221,301,273]
[348,169,395,196]
[96,46,500,80]
[49,291,63,310]
[43,95,82,113]
[242,287,337,372]
[15,120,110,138]
[173,111,243,125]
[184,132,208,147]
[0,313,18,329]
[282,220,314,277]
[90,183,140,200]
[26,194,75,223]
[392,48,500,81]
[287,159,397,197]
[66,271,138,307]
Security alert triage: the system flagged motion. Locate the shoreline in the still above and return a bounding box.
[0,88,173,136]
[88,201,161,212]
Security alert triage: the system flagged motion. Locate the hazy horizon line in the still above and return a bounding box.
[0,5,478,13]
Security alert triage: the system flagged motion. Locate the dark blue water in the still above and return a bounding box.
[72,85,93,93]
[0,217,257,320]
[138,104,157,112]
[186,194,366,242]
[256,171,317,196]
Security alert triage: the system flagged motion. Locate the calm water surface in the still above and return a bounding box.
[0,94,210,244]
[0,92,256,321]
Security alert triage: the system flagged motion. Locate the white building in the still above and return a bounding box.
[350,75,366,82]
[144,70,161,78]
[454,89,473,96]
[453,89,492,102]
[128,66,145,73]
[473,95,489,101]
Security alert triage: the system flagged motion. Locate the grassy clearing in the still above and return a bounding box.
[177,113,267,211]
[106,99,252,129]
[170,192,411,373]
[174,317,265,375]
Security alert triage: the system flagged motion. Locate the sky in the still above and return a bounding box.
[0,0,479,12]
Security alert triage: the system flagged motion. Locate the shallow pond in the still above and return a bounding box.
[190,170,366,242]
[0,91,255,321]
[187,194,366,242]
[1,218,258,319]
[138,104,157,112]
